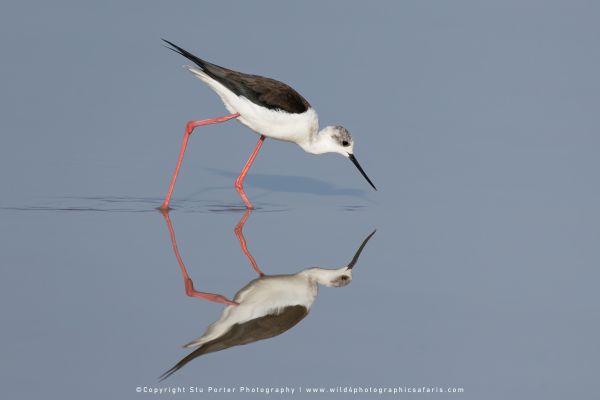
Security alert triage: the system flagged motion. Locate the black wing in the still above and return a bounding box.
[163,39,311,114]
[159,305,308,380]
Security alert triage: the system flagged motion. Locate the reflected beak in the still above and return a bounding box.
[348,154,377,190]
[347,230,377,270]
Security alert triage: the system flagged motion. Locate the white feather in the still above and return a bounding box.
[186,65,319,146]
[183,274,318,348]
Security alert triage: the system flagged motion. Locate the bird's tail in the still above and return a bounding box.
[158,345,209,381]
[162,39,209,71]
[185,65,209,81]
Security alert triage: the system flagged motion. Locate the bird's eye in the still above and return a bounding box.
[342,140,349,147]
[340,276,349,281]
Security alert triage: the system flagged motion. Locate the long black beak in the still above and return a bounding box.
[348,154,377,190]
[347,230,377,270]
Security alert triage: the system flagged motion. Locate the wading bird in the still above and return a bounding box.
[159,209,376,379]
[160,40,376,210]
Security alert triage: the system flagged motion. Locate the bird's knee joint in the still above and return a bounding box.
[185,121,197,134]
[184,278,195,296]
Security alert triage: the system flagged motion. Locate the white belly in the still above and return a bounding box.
[184,276,316,348]
[234,99,318,144]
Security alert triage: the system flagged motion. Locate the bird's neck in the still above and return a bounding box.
[299,128,329,154]
[301,267,345,285]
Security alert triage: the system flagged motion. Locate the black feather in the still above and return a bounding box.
[158,305,308,380]
[162,39,311,114]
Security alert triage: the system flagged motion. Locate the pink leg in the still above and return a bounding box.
[234,209,265,276]
[160,209,238,306]
[235,135,266,209]
[160,113,240,211]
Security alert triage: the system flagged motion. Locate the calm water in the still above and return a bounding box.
[2,192,598,399]
[1,1,599,399]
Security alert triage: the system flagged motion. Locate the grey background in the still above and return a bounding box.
[1,1,599,399]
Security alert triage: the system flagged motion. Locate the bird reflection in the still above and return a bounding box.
[159,209,375,380]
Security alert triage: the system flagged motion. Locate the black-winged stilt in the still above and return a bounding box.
[160,40,377,210]
[159,209,376,379]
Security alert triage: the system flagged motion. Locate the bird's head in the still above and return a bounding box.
[315,126,377,190]
[303,230,376,288]
[327,268,354,288]
[318,125,355,156]
[305,267,354,288]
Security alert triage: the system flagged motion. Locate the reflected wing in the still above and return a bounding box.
[160,305,308,380]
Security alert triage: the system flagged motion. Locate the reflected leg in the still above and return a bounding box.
[160,209,238,306]
[234,209,265,276]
